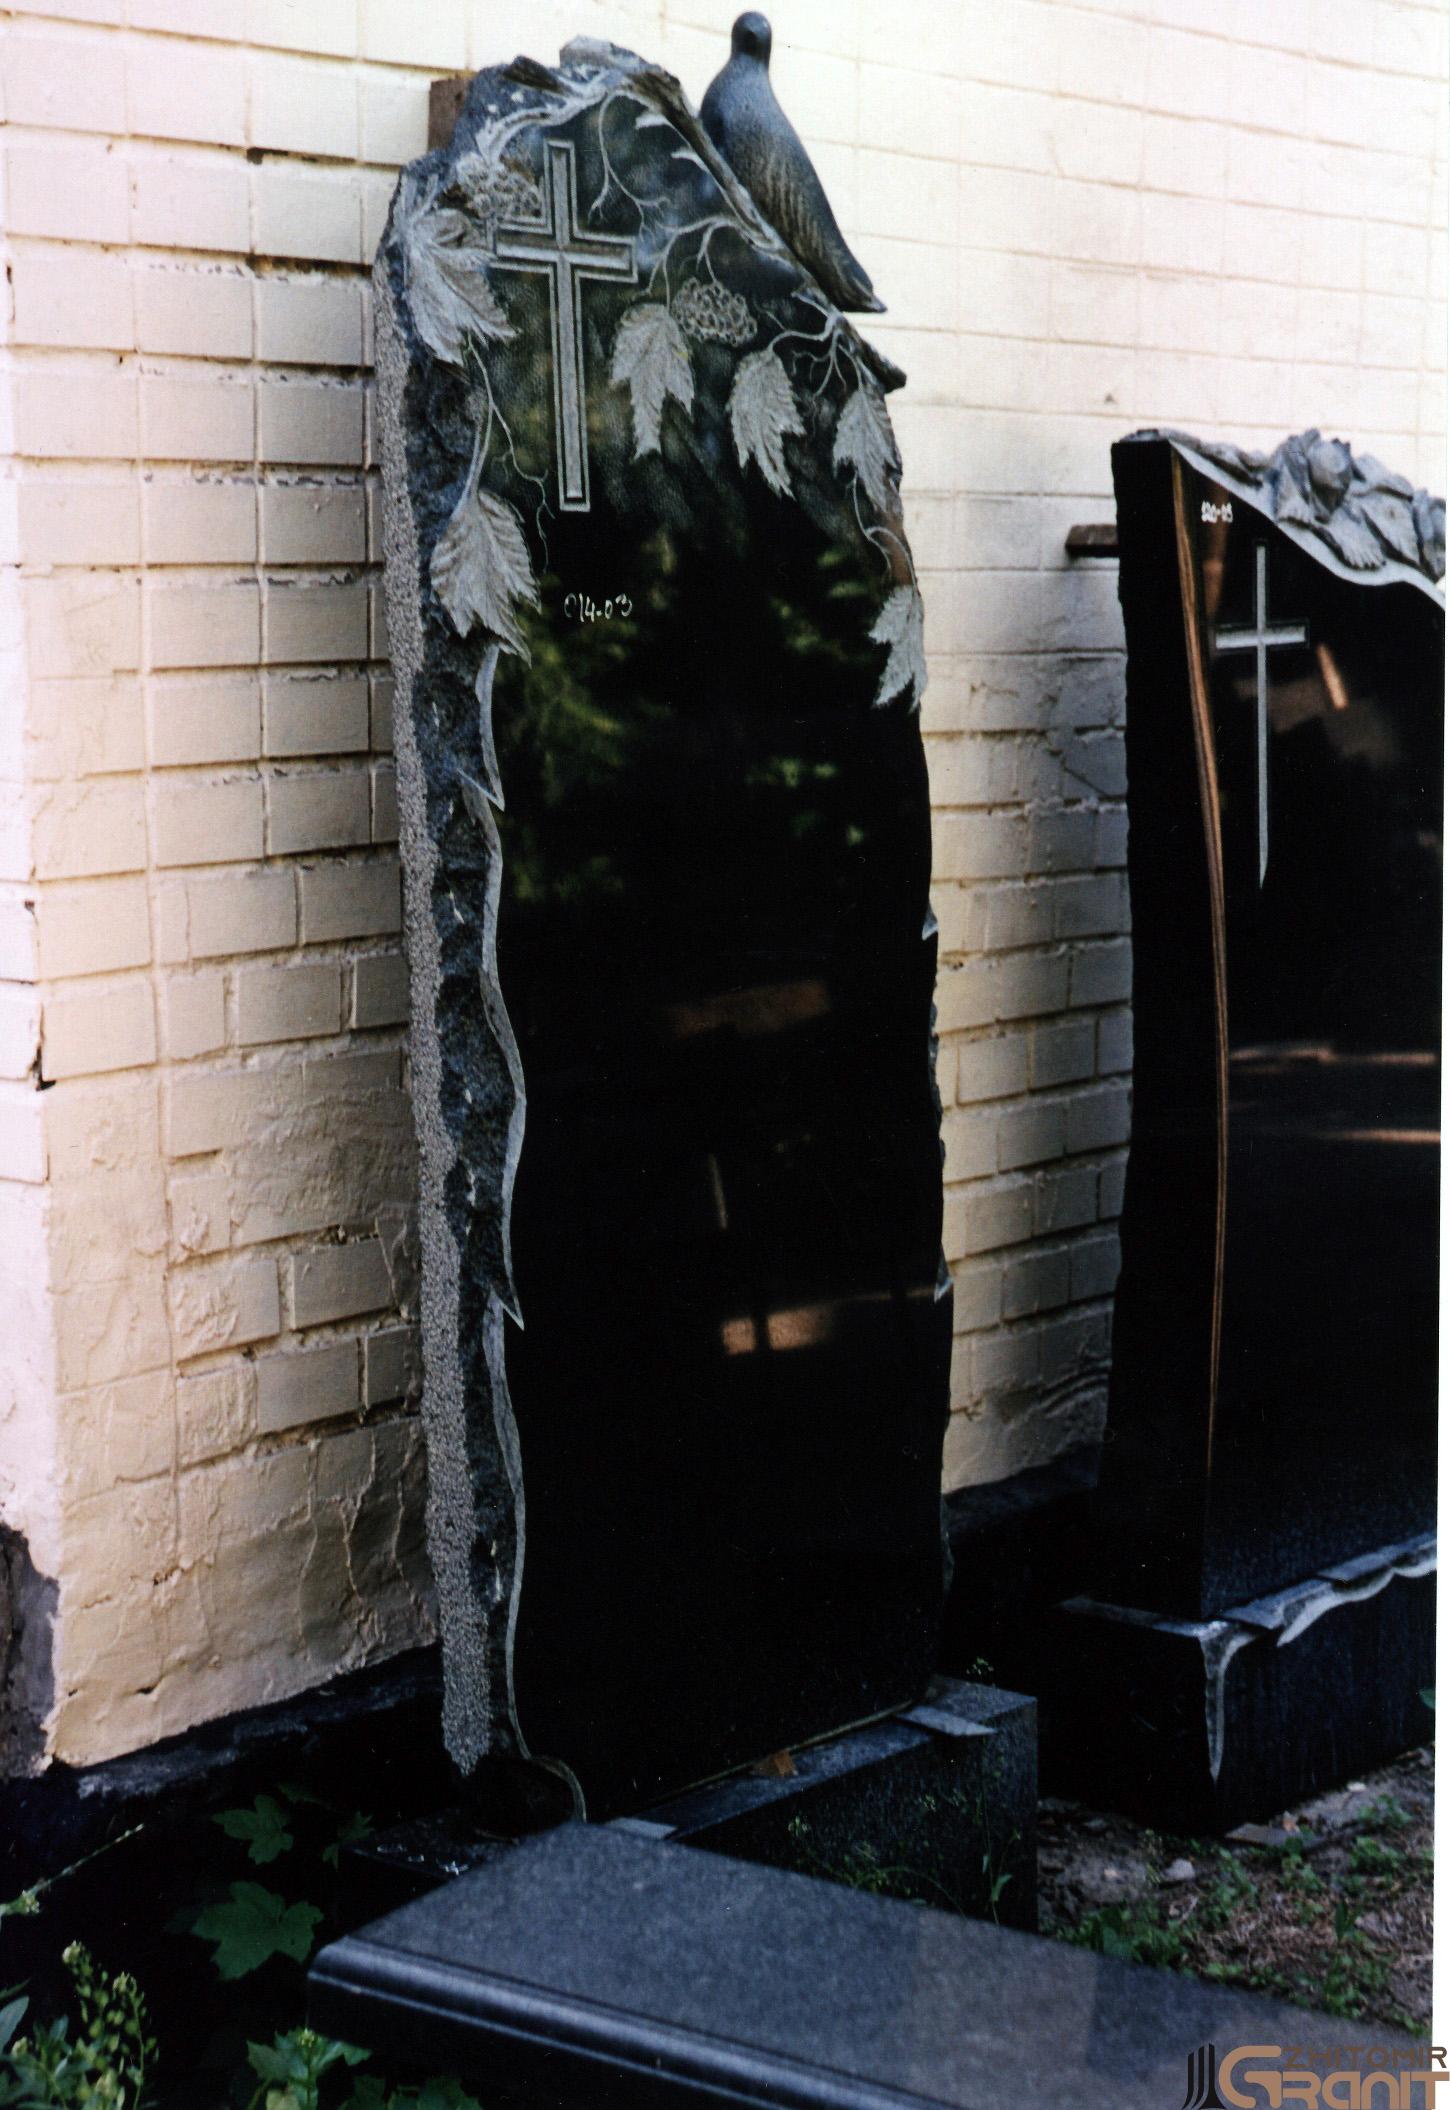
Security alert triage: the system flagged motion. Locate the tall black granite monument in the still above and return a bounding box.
[1049,429,1443,1823]
[373,38,951,1820]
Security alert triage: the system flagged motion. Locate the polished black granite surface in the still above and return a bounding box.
[310,1825,1430,2110]
[374,46,948,1812]
[1099,435,1442,1619]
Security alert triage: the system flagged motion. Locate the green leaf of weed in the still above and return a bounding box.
[192,1884,323,1980]
[215,1796,295,1866]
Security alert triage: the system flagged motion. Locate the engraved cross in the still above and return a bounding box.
[494,138,637,513]
[1212,540,1308,886]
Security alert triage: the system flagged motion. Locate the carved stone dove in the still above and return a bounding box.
[701,12,883,315]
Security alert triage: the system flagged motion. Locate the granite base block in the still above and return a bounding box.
[310,1824,1430,2110]
[339,1679,1037,1933]
[1040,1534,1435,1830]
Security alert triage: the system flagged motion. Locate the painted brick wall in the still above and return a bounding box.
[0,0,1444,1768]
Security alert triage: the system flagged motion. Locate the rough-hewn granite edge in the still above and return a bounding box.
[373,268,525,1776]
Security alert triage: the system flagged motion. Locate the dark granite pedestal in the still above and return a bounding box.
[1041,1534,1436,1831]
[340,1679,1037,1933]
[940,1471,1436,1829]
[311,1825,1434,2110]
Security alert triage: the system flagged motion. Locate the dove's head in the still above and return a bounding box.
[731,12,772,65]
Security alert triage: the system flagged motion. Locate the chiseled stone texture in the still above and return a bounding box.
[0,0,1444,1770]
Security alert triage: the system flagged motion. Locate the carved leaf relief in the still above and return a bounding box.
[833,385,900,516]
[398,177,514,366]
[431,481,540,660]
[870,584,927,710]
[728,348,804,498]
[611,303,695,456]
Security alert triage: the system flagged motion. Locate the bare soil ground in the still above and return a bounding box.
[1038,1746,1434,2031]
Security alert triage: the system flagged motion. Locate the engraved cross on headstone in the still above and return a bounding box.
[1212,539,1308,885]
[494,138,637,513]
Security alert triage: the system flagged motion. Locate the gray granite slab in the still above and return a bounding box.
[310,1824,1433,2109]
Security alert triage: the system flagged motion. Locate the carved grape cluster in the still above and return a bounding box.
[671,277,754,347]
[458,156,544,229]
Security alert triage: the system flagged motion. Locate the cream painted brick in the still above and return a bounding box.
[0,986,42,1081]
[358,0,467,67]
[153,775,264,868]
[31,780,147,880]
[358,166,396,261]
[126,39,246,147]
[9,252,134,353]
[2,26,126,132]
[149,679,261,768]
[143,479,257,568]
[130,0,235,36]
[5,139,129,242]
[0,894,39,983]
[187,868,296,957]
[246,0,356,59]
[250,53,358,159]
[359,71,430,166]
[13,372,139,462]
[148,584,261,670]
[368,578,390,659]
[167,1044,396,1162]
[135,268,253,359]
[25,573,140,679]
[41,978,156,1080]
[363,1324,420,1406]
[131,152,250,252]
[352,951,407,1029]
[164,974,226,1060]
[369,677,393,754]
[156,884,188,964]
[0,1081,47,1183]
[171,1254,280,1360]
[37,878,150,980]
[257,382,365,466]
[25,678,143,783]
[262,581,369,664]
[44,1071,159,1178]
[253,165,361,264]
[255,277,365,367]
[260,485,367,566]
[289,1238,390,1327]
[237,960,342,1045]
[263,676,369,757]
[17,481,140,568]
[176,1363,250,1464]
[255,1339,358,1433]
[141,377,253,465]
[298,858,400,942]
[170,1169,233,1259]
[52,1268,171,1392]
[370,764,397,845]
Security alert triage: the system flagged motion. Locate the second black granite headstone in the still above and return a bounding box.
[374,42,950,1816]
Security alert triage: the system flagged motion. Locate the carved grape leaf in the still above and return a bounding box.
[728,348,803,498]
[610,303,694,456]
[397,175,513,366]
[870,584,926,709]
[833,385,900,515]
[431,480,539,660]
